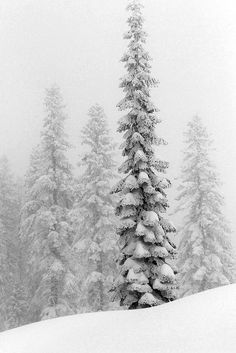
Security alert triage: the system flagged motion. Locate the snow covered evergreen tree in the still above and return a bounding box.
[6,283,28,329]
[0,219,8,331]
[112,0,177,309]
[19,145,44,323]
[0,156,23,330]
[176,116,236,297]
[20,86,79,322]
[72,104,119,312]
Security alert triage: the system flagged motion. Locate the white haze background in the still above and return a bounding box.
[0,0,236,248]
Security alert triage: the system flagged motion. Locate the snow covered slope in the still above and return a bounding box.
[0,284,236,353]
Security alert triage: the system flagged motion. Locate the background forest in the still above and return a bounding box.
[0,0,236,332]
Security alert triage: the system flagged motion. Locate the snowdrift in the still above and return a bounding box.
[0,284,236,353]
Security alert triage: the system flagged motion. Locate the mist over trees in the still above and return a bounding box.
[0,0,235,334]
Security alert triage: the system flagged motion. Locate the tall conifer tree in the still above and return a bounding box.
[0,220,8,330]
[20,86,79,321]
[72,104,119,312]
[176,116,236,297]
[0,157,23,330]
[112,0,177,309]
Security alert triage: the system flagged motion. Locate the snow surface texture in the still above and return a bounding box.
[0,284,236,353]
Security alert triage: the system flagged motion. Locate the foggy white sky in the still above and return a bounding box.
[0,0,236,246]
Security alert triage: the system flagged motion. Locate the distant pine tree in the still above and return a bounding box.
[72,104,119,312]
[176,116,236,297]
[6,283,28,329]
[19,145,44,323]
[0,220,8,330]
[112,0,177,309]
[0,157,22,330]
[20,86,79,322]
